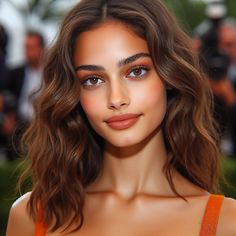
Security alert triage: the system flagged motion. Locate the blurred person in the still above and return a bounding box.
[198,6,236,156]
[207,72,236,156]
[0,23,9,88]
[7,31,45,124]
[217,23,236,156]
[218,24,236,156]
[218,23,236,89]
[0,24,17,160]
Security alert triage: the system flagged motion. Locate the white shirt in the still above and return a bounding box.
[18,66,42,122]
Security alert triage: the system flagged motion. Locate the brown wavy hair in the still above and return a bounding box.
[20,0,221,233]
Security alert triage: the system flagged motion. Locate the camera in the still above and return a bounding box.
[200,0,230,81]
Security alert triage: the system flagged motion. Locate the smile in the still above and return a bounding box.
[105,114,141,130]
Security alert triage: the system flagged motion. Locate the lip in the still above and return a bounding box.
[105,114,141,130]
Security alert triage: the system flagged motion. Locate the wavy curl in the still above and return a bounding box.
[19,0,221,232]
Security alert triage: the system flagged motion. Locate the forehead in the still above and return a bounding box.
[73,21,149,64]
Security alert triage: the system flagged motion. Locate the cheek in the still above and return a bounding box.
[79,92,103,120]
[132,80,166,111]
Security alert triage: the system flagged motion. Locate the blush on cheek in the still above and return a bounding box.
[152,89,166,108]
[80,97,95,117]
[80,95,105,128]
[135,82,166,107]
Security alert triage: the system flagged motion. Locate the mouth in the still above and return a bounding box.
[105,114,141,130]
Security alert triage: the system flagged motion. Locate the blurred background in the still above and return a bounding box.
[1,0,236,235]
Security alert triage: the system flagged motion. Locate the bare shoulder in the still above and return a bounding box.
[217,196,236,236]
[6,192,35,236]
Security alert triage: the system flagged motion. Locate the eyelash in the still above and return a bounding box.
[81,75,104,88]
[81,65,150,88]
[127,65,150,78]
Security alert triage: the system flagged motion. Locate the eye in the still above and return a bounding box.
[127,66,149,78]
[81,76,104,88]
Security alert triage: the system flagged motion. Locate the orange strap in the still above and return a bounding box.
[35,205,46,236]
[199,194,224,236]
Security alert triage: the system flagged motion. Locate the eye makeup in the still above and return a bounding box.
[77,59,153,89]
[126,65,150,79]
[80,75,104,88]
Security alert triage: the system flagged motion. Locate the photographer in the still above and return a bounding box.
[0,24,17,160]
[0,24,8,89]
[200,1,236,156]
[218,24,236,90]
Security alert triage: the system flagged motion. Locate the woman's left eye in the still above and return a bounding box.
[127,67,149,78]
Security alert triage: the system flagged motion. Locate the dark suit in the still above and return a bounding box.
[0,65,25,160]
[7,65,26,103]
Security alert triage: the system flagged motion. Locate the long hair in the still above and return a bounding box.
[20,0,221,232]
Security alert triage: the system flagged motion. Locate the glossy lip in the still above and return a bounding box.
[105,113,141,130]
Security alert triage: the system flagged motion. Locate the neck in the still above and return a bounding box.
[93,129,176,199]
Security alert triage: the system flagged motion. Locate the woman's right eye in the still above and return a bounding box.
[81,76,104,88]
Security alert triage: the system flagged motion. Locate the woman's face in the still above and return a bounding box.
[74,21,166,147]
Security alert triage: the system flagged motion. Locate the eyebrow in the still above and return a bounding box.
[75,52,151,72]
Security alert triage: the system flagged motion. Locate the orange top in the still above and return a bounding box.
[35,194,224,236]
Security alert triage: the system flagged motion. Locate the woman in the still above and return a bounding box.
[6,0,236,235]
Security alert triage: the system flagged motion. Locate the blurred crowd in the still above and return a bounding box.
[192,13,236,157]
[1,7,236,161]
[0,24,45,160]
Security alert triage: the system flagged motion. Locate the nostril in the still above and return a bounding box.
[108,99,129,110]
[107,85,130,110]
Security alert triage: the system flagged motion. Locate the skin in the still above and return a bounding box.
[218,25,236,64]
[25,35,44,68]
[6,21,236,236]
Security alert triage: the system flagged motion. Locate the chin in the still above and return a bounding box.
[109,138,139,148]
[104,128,160,152]
[95,121,163,152]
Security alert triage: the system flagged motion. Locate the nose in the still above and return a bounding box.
[107,81,130,110]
